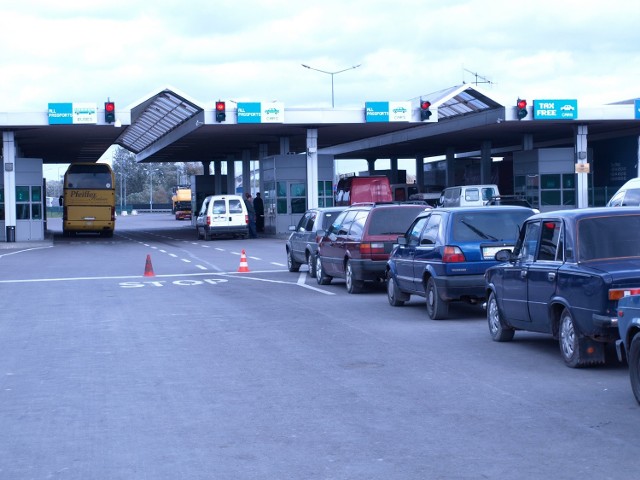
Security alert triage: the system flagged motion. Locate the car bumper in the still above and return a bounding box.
[349,259,388,281]
[433,274,486,301]
[592,313,618,328]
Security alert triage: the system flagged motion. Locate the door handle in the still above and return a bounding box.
[520,270,527,278]
[548,272,556,281]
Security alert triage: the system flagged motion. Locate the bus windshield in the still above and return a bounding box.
[62,163,116,237]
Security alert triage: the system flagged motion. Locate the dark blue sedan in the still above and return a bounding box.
[485,207,640,368]
[386,206,535,319]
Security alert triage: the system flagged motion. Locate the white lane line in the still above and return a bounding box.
[181,258,191,263]
[169,253,178,258]
[196,265,207,270]
[271,262,286,267]
[0,246,53,258]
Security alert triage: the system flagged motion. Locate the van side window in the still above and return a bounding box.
[622,189,640,206]
[212,200,225,214]
[465,189,480,202]
[481,188,496,201]
[229,199,243,214]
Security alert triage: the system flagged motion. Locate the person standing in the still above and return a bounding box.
[254,192,265,232]
[244,192,258,238]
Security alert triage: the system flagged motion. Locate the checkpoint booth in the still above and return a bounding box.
[1,158,45,242]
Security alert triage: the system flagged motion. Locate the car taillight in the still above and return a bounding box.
[443,246,465,263]
[206,216,211,226]
[360,242,385,256]
[609,288,640,301]
[245,215,249,225]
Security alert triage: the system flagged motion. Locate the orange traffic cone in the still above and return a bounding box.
[238,249,250,272]
[144,254,155,277]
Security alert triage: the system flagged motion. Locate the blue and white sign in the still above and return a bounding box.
[237,102,284,123]
[366,102,390,122]
[237,102,262,124]
[48,102,98,124]
[48,103,73,124]
[533,99,578,120]
[635,99,640,120]
[365,101,411,122]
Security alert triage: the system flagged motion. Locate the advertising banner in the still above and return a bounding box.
[533,99,578,120]
[48,102,98,124]
[366,101,411,122]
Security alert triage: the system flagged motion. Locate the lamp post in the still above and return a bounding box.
[149,167,160,212]
[301,63,362,108]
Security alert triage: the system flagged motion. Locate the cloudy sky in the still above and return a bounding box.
[1,0,639,113]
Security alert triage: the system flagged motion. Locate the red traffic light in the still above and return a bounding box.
[215,101,225,111]
[517,99,527,109]
[215,101,226,122]
[104,101,115,123]
[421,100,431,110]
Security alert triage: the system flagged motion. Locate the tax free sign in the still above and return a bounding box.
[48,102,98,124]
[533,99,578,120]
[365,101,412,122]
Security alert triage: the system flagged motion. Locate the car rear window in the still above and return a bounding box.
[367,207,424,235]
[452,210,532,242]
[578,215,640,261]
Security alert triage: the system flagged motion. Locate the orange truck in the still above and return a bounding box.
[172,187,192,220]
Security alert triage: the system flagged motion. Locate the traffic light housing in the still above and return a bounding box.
[420,99,432,121]
[215,101,226,122]
[104,101,115,123]
[516,98,528,120]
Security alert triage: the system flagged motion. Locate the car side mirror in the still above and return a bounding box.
[495,249,513,262]
[397,236,407,245]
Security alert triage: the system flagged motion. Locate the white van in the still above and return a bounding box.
[607,178,640,206]
[438,184,500,207]
[196,194,248,240]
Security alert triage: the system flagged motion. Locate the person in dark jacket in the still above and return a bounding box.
[254,192,265,232]
[244,193,258,238]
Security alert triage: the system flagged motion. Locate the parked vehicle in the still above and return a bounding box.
[485,207,640,368]
[286,206,347,276]
[386,206,535,319]
[316,203,426,293]
[438,184,500,207]
[195,194,248,240]
[607,177,640,206]
[172,186,192,220]
[616,294,640,404]
[334,176,393,206]
[487,195,536,210]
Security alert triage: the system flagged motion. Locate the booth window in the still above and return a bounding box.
[318,180,333,207]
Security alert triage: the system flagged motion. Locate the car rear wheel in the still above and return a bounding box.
[387,274,408,306]
[307,253,316,277]
[629,335,640,405]
[425,277,448,320]
[487,291,514,342]
[558,308,603,368]
[287,249,301,272]
[345,260,364,294]
[316,256,332,285]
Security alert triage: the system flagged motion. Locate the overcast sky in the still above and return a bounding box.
[1,0,639,114]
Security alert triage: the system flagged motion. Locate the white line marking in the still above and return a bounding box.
[0,246,53,258]
[181,258,191,263]
[196,265,207,270]
[271,262,286,266]
[169,253,178,258]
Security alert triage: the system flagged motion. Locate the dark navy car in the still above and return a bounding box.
[386,206,535,319]
[485,207,640,368]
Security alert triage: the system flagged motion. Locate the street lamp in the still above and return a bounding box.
[301,63,362,108]
[149,167,160,212]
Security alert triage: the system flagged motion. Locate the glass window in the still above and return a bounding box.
[277,198,287,214]
[541,174,561,189]
[464,189,480,201]
[16,186,29,202]
[290,183,306,197]
[578,215,640,261]
[16,203,30,220]
[541,191,561,206]
[407,216,429,246]
[31,186,42,202]
[421,214,442,245]
[31,203,42,220]
[335,211,358,235]
[348,211,368,238]
[537,221,562,261]
[368,207,424,235]
[518,221,541,262]
[212,200,225,214]
[277,182,287,197]
[0,187,4,202]
[304,213,316,232]
[452,211,531,243]
[291,198,306,214]
[228,199,243,214]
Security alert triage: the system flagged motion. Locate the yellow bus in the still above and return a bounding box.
[61,163,116,237]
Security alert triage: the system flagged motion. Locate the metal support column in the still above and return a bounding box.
[213,160,223,194]
[306,128,319,209]
[575,125,589,208]
[366,158,376,175]
[480,141,492,184]
[3,131,16,242]
[446,148,455,187]
[226,156,236,194]
[242,150,251,195]
[415,155,425,192]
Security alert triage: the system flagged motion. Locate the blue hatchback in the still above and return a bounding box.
[386,206,535,319]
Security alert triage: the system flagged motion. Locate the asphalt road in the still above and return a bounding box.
[0,214,638,480]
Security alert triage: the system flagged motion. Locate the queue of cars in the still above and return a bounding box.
[285,181,640,404]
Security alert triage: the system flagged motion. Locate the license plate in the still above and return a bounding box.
[482,246,512,260]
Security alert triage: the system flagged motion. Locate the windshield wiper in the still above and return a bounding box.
[460,220,499,241]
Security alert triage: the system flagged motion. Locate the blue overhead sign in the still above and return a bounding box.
[237,102,284,123]
[365,101,411,122]
[48,103,73,124]
[533,99,578,120]
[635,99,640,120]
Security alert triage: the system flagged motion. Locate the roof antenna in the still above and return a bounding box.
[463,68,495,87]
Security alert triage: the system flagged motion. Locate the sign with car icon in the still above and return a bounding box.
[533,99,578,120]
